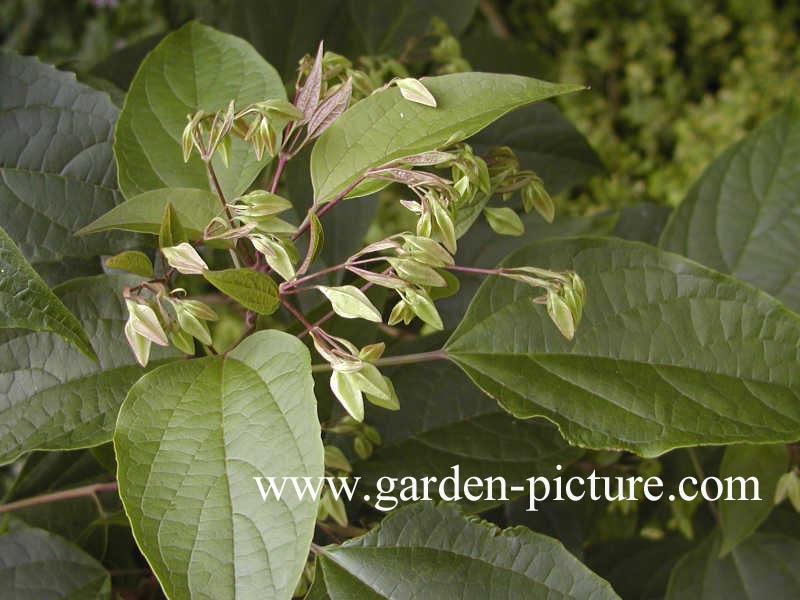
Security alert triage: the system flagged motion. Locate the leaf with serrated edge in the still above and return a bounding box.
[0,225,95,360]
[354,339,581,511]
[311,72,584,203]
[314,503,620,599]
[0,528,111,599]
[660,101,800,312]
[0,53,139,281]
[447,237,800,457]
[114,330,323,600]
[114,22,285,199]
[0,275,177,465]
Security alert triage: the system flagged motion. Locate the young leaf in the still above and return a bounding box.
[311,72,584,203]
[317,285,382,322]
[484,206,525,236]
[203,268,279,315]
[295,41,324,120]
[447,237,800,457]
[115,331,323,600]
[313,503,619,599]
[77,188,221,238]
[158,202,187,247]
[660,102,800,312]
[331,370,365,421]
[0,225,96,360]
[387,257,447,287]
[403,287,443,330]
[718,444,787,556]
[307,77,353,140]
[395,77,438,107]
[161,243,209,275]
[0,528,110,599]
[105,250,154,278]
[114,22,286,199]
[0,275,177,466]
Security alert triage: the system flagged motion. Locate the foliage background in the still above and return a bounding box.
[1,1,799,598]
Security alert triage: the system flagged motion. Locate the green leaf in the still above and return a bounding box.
[203,268,279,315]
[0,225,95,360]
[159,202,188,247]
[317,285,382,322]
[484,207,524,236]
[0,528,110,599]
[660,102,800,311]
[114,22,285,200]
[471,102,604,195]
[115,330,323,600]
[105,250,154,278]
[313,502,620,599]
[0,52,139,282]
[666,531,800,599]
[0,275,177,466]
[78,187,220,238]
[311,72,585,203]
[718,443,788,555]
[353,339,581,511]
[446,237,800,457]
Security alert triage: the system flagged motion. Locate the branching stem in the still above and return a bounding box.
[311,349,448,372]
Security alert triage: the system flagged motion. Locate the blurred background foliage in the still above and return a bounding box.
[2,0,798,211]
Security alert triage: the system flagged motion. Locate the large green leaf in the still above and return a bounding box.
[77,187,220,238]
[0,225,95,360]
[115,330,323,600]
[0,52,138,282]
[665,531,800,599]
[310,72,584,203]
[312,502,620,599]
[717,443,788,556]
[354,338,581,511]
[660,102,800,311]
[0,275,177,465]
[0,528,110,599]
[471,102,604,195]
[446,237,800,457]
[114,22,285,200]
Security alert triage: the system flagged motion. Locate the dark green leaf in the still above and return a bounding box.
[660,102,800,311]
[0,225,95,360]
[203,268,279,315]
[354,339,581,511]
[471,102,604,195]
[447,237,800,456]
[115,330,323,600]
[314,502,620,599]
[114,22,285,199]
[666,531,800,599]
[0,275,177,465]
[718,443,788,555]
[0,52,139,283]
[0,528,110,599]
[311,73,584,203]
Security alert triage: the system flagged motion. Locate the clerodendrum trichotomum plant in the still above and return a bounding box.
[2,16,800,600]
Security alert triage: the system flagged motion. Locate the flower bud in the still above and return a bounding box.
[161,243,208,275]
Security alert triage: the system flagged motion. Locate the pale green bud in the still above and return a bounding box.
[484,207,524,236]
[317,285,382,322]
[331,370,364,421]
[125,299,169,347]
[124,319,151,367]
[394,77,437,107]
[161,243,208,275]
[546,290,576,340]
[324,446,352,473]
[401,234,454,267]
